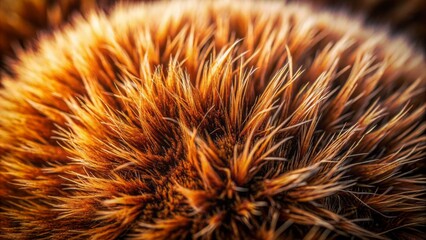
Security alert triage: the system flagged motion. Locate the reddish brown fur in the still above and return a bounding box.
[0,1,425,239]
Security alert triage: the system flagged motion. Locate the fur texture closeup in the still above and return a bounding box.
[0,1,425,239]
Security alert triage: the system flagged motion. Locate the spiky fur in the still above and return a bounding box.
[0,1,425,239]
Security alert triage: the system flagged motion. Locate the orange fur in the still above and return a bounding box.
[0,1,425,239]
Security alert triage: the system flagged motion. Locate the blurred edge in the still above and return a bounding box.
[0,0,425,74]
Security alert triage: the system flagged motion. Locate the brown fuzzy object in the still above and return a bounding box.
[0,0,425,239]
[1,0,425,70]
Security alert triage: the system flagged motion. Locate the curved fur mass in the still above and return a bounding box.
[0,1,425,239]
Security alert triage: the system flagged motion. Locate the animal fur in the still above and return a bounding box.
[0,0,425,239]
[1,0,425,70]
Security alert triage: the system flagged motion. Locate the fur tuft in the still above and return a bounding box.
[0,1,425,239]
